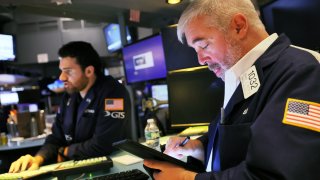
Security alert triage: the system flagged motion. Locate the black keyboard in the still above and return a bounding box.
[90,169,149,180]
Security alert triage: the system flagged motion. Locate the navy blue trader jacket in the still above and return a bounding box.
[37,76,131,163]
[196,34,320,180]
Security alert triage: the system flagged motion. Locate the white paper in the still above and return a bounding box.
[112,154,143,165]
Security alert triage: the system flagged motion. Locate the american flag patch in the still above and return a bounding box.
[105,98,124,111]
[283,98,320,132]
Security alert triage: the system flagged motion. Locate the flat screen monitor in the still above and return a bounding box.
[167,66,224,128]
[18,89,41,104]
[103,23,132,53]
[0,34,16,61]
[151,84,169,108]
[0,92,19,105]
[122,34,167,84]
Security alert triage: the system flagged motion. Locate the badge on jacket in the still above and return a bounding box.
[240,65,261,99]
[283,98,320,132]
[104,98,125,119]
[64,134,73,142]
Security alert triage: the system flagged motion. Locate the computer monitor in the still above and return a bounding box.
[0,34,16,61]
[17,89,41,104]
[161,26,199,71]
[103,23,132,53]
[151,84,169,108]
[0,92,19,105]
[122,34,167,84]
[167,66,224,128]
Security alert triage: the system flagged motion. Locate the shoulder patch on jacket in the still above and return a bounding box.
[105,98,124,111]
[283,98,320,132]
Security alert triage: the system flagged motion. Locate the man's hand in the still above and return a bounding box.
[144,159,197,180]
[9,155,44,173]
[164,136,205,163]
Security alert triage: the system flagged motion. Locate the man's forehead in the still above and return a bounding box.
[59,57,79,69]
[184,26,207,47]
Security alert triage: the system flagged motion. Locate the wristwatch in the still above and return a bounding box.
[58,147,68,159]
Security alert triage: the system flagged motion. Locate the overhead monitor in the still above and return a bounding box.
[122,34,167,84]
[167,66,224,128]
[0,34,16,61]
[103,23,132,53]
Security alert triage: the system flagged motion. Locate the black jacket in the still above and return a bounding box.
[37,76,131,163]
[196,34,320,180]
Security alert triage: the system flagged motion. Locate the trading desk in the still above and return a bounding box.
[0,134,203,179]
[0,149,151,180]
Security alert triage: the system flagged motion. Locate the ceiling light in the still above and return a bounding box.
[166,0,183,5]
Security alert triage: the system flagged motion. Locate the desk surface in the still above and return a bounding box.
[0,137,45,151]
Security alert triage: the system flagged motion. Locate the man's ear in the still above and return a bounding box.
[230,13,248,39]
[85,66,95,77]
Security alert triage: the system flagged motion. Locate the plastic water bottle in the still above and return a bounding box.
[30,116,38,137]
[144,118,161,151]
[7,119,18,138]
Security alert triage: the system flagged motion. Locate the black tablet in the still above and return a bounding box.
[112,139,203,173]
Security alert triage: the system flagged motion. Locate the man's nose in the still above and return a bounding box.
[59,72,67,81]
[197,52,207,65]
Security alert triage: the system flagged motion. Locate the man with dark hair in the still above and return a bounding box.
[9,41,131,172]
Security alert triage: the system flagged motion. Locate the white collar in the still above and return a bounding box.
[223,33,279,107]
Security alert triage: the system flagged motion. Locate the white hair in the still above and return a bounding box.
[177,0,265,43]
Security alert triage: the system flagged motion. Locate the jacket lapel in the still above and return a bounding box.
[63,96,77,140]
[76,89,95,124]
[224,85,245,119]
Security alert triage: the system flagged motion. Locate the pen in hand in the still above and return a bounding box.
[179,136,190,147]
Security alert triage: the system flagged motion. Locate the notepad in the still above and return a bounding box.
[112,154,143,165]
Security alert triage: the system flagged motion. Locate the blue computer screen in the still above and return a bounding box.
[122,34,167,84]
[0,34,16,61]
[103,23,132,53]
[0,92,19,105]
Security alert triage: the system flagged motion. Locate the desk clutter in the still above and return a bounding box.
[0,156,113,179]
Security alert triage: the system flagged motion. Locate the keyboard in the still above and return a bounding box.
[0,169,51,179]
[0,156,113,179]
[90,169,149,180]
[52,156,113,178]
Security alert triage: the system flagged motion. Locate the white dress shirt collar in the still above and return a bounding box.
[223,33,278,107]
